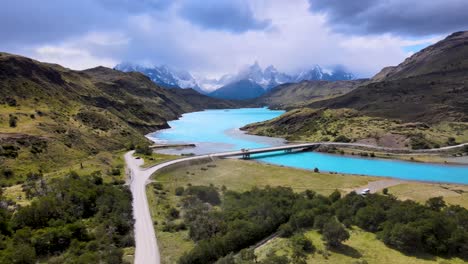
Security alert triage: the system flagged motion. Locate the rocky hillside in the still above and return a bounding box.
[243,31,468,148]
[309,31,468,123]
[252,79,368,109]
[0,52,235,180]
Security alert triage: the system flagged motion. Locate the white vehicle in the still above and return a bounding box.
[361,188,370,195]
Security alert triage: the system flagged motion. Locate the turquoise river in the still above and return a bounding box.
[148,108,468,184]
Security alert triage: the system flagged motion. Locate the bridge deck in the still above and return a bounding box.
[211,143,319,158]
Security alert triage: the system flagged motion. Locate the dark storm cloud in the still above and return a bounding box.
[308,0,468,36]
[178,0,271,33]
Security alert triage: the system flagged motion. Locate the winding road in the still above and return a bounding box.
[125,142,468,263]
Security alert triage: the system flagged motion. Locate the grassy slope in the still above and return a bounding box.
[252,79,367,109]
[309,31,468,124]
[0,53,235,263]
[0,52,236,186]
[245,32,468,149]
[147,158,468,263]
[256,228,465,264]
[242,108,468,149]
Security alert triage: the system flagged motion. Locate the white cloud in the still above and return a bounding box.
[28,31,128,70]
[3,0,446,78]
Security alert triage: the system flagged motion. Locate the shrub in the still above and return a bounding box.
[334,135,351,143]
[135,145,152,155]
[447,137,457,146]
[1,168,14,179]
[278,223,294,238]
[175,186,185,196]
[109,168,121,176]
[382,188,388,195]
[425,196,446,211]
[329,190,341,203]
[313,168,319,173]
[322,220,350,248]
[153,183,163,190]
[9,115,18,127]
[185,185,220,205]
[291,234,315,253]
[168,208,180,219]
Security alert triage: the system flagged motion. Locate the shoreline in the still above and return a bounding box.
[246,157,468,187]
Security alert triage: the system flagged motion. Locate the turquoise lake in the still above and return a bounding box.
[148,108,468,184]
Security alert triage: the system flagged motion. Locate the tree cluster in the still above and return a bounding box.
[176,185,468,263]
[0,172,134,263]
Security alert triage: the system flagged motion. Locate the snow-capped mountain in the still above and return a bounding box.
[114,62,204,93]
[114,61,354,98]
[201,62,355,92]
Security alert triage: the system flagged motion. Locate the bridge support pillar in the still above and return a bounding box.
[242,153,250,159]
[285,149,292,153]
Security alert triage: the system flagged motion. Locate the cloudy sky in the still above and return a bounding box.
[2,0,467,78]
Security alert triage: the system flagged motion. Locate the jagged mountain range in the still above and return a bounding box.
[114,61,354,97]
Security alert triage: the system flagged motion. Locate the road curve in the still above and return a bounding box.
[125,141,468,263]
[125,151,215,264]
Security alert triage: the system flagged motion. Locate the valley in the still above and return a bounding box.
[1,24,467,264]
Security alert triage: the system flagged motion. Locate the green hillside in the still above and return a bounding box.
[0,52,235,184]
[253,79,368,109]
[245,31,468,148]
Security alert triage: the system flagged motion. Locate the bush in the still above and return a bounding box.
[9,115,17,128]
[153,183,163,190]
[6,97,17,107]
[447,137,457,146]
[175,186,185,196]
[382,188,388,195]
[329,190,341,203]
[322,220,350,248]
[185,185,221,205]
[135,145,152,155]
[291,234,315,253]
[278,223,294,237]
[334,135,351,143]
[425,196,446,211]
[313,167,319,173]
[1,168,14,179]
[168,208,180,219]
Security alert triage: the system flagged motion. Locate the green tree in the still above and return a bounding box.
[5,244,37,264]
[322,220,350,248]
[425,197,446,211]
[329,190,341,203]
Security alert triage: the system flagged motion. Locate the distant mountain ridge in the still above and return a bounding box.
[208,79,265,100]
[114,61,355,99]
[114,62,206,94]
[252,79,369,108]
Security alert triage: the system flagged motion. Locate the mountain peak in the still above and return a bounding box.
[115,61,355,97]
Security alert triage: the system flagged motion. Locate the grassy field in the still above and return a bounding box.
[155,159,376,196]
[147,157,468,263]
[133,152,180,168]
[256,228,466,264]
[388,182,468,208]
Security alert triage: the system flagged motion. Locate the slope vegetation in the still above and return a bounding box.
[245,31,468,148]
[253,79,367,109]
[0,52,235,183]
[310,31,468,123]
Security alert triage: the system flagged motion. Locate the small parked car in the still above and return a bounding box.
[360,188,370,195]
